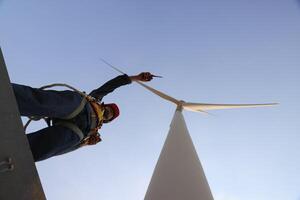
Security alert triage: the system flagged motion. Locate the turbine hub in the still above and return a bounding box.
[176,100,185,111]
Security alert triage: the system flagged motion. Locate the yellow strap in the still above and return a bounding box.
[89,101,104,127]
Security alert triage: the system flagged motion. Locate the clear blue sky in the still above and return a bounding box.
[1,1,300,200]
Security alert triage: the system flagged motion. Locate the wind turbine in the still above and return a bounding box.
[136,81,277,200]
[101,59,277,200]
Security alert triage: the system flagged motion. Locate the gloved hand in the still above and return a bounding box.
[80,133,102,147]
[130,72,154,82]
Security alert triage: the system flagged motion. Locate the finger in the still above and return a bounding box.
[152,75,163,78]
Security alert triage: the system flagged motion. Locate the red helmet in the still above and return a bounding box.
[103,103,120,122]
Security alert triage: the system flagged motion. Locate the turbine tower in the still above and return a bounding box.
[135,81,277,200]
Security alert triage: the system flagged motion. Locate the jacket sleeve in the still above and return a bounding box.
[89,74,132,100]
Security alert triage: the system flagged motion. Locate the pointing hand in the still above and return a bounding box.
[130,72,161,82]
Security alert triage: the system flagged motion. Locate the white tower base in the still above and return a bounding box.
[144,110,214,200]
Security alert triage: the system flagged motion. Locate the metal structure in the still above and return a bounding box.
[0,48,46,200]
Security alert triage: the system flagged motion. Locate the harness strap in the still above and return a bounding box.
[78,101,104,147]
[63,97,87,120]
[39,83,89,120]
[24,83,90,132]
[54,121,84,141]
[39,83,87,96]
[24,83,104,146]
[89,101,104,130]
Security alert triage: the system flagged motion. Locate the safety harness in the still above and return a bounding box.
[78,97,105,147]
[24,83,105,147]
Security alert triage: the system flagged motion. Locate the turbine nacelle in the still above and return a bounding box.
[176,100,185,112]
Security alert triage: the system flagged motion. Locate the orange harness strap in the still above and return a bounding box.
[80,97,105,147]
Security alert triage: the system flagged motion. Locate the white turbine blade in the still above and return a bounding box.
[183,102,278,112]
[135,81,180,105]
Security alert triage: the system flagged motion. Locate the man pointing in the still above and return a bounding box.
[13,72,154,161]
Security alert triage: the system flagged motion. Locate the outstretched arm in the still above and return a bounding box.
[89,72,154,101]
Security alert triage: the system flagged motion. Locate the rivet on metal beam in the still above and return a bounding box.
[0,157,14,173]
